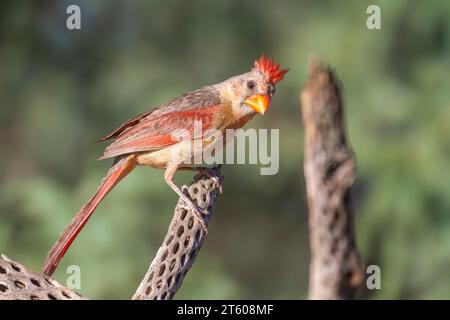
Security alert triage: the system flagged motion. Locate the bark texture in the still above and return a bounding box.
[0,254,85,300]
[301,59,364,299]
[133,169,222,300]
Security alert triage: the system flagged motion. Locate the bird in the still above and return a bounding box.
[43,54,288,276]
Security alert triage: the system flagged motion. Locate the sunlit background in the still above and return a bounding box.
[0,0,449,299]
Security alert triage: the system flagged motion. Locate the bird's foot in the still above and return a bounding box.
[180,187,209,235]
[191,206,209,235]
[194,165,224,194]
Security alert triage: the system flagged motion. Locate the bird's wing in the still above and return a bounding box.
[99,86,221,142]
[99,111,153,142]
[99,104,225,160]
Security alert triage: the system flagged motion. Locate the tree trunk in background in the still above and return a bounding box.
[301,58,364,299]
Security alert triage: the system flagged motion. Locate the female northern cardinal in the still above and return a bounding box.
[43,54,288,276]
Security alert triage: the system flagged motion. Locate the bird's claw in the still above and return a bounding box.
[195,167,224,194]
[180,200,208,235]
[210,176,223,194]
[191,206,209,235]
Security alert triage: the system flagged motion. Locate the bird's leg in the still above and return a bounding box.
[164,165,208,234]
[182,165,223,193]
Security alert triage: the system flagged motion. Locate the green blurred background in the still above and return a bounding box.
[0,0,449,299]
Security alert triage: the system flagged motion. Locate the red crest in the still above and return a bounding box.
[254,53,289,84]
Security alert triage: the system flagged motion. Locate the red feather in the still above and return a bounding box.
[254,53,289,84]
[99,111,152,141]
[99,105,223,160]
[43,156,136,276]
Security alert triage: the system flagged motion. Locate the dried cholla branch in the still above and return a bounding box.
[0,254,85,300]
[133,168,223,300]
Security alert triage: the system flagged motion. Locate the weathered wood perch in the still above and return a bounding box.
[133,169,222,300]
[0,254,86,300]
[0,170,222,300]
[301,58,364,299]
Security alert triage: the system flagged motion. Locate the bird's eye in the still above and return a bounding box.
[267,83,275,97]
[247,80,256,90]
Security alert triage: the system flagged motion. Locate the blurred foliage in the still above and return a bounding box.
[0,0,449,299]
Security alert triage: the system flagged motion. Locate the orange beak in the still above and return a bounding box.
[243,94,270,115]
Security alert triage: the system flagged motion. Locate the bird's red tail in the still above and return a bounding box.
[43,156,136,276]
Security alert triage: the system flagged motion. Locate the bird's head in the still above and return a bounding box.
[219,54,288,117]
